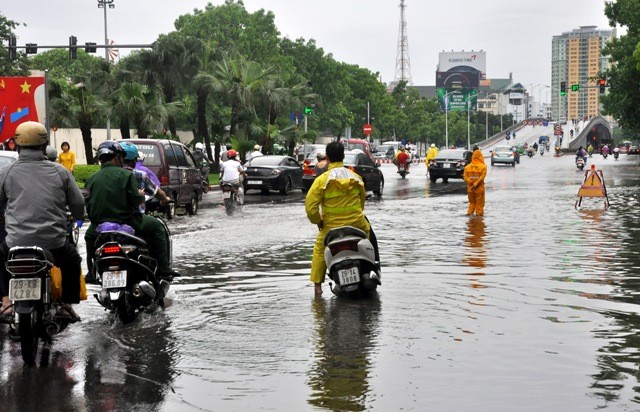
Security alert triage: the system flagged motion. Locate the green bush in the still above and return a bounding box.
[74,164,100,188]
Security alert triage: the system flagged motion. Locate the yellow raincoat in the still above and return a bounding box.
[463,150,487,216]
[305,162,370,284]
[425,146,439,166]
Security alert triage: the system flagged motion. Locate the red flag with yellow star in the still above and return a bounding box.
[0,76,46,143]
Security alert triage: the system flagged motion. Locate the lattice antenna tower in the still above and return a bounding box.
[393,0,412,86]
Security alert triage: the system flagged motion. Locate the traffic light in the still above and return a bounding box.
[599,78,606,94]
[8,36,16,60]
[25,43,37,54]
[571,84,579,92]
[560,81,566,96]
[85,42,97,53]
[69,35,77,59]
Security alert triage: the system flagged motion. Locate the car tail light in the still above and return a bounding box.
[160,174,169,186]
[329,240,359,256]
[303,164,316,176]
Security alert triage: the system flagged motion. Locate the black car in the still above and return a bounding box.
[243,155,303,194]
[428,149,472,183]
[302,150,384,197]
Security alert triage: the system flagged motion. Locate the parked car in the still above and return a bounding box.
[428,149,472,183]
[123,139,203,216]
[373,145,394,160]
[302,150,384,197]
[491,145,517,166]
[628,145,639,155]
[243,155,303,194]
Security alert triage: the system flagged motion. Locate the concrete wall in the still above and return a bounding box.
[49,129,195,164]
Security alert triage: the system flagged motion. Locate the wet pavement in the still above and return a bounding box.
[2,153,640,411]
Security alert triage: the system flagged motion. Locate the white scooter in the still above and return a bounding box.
[324,226,381,296]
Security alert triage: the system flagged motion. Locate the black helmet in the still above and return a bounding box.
[97,141,124,159]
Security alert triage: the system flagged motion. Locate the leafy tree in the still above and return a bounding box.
[29,49,107,83]
[601,0,640,135]
[0,13,29,75]
[49,76,110,164]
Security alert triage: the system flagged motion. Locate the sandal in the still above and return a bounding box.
[55,304,81,323]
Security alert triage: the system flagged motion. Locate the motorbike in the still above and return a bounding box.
[92,221,171,324]
[66,211,80,246]
[145,197,173,220]
[539,146,545,156]
[200,162,210,194]
[397,162,410,179]
[554,146,562,157]
[527,149,534,158]
[221,182,242,216]
[6,246,79,365]
[614,150,620,160]
[602,152,608,159]
[323,226,381,297]
[576,157,586,170]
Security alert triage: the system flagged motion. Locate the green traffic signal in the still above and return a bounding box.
[304,106,312,115]
[571,84,579,92]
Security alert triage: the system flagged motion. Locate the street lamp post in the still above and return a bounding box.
[466,91,478,150]
[98,0,115,140]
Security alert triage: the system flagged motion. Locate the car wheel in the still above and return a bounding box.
[165,195,176,220]
[430,176,437,183]
[280,177,292,195]
[374,178,384,197]
[443,178,449,184]
[186,192,199,215]
[512,162,516,167]
[491,162,494,166]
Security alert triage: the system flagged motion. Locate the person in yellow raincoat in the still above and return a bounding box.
[305,141,378,295]
[425,143,439,169]
[463,149,487,216]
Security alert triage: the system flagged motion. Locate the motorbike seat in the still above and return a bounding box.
[324,226,368,246]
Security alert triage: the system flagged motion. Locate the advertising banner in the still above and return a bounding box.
[438,51,486,77]
[0,76,46,142]
[436,71,480,89]
[437,88,478,112]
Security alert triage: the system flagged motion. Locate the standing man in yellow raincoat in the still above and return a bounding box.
[305,141,377,296]
[425,143,439,169]
[463,149,487,216]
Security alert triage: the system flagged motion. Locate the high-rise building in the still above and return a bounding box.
[551,26,613,121]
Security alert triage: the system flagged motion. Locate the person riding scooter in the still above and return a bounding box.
[601,145,609,158]
[587,144,594,157]
[396,147,411,174]
[219,149,246,205]
[575,146,587,164]
[613,146,620,159]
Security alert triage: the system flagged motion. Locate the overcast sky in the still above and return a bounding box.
[4,0,614,103]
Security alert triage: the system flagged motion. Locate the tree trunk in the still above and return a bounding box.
[80,126,94,165]
[197,91,213,163]
[120,115,131,140]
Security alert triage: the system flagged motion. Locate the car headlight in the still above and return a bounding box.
[270,169,282,175]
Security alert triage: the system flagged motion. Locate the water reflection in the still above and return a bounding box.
[83,316,177,411]
[307,297,381,411]
[463,216,487,274]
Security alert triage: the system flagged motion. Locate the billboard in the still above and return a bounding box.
[438,51,486,78]
[436,71,480,89]
[437,88,478,112]
[0,76,46,143]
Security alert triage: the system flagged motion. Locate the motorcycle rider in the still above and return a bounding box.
[576,146,587,164]
[219,149,245,205]
[247,144,263,162]
[305,141,379,296]
[425,143,438,169]
[192,142,211,190]
[120,142,171,213]
[396,147,411,173]
[84,141,180,282]
[587,144,594,157]
[135,151,161,188]
[601,145,610,157]
[0,121,85,320]
[314,151,328,175]
[613,146,620,159]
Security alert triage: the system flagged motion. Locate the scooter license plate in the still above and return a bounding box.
[399,166,405,171]
[9,278,41,301]
[338,267,360,285]
[223,191,232,199]
[102,270,127,289]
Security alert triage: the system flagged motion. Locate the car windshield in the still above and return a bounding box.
[436,150,466,160]
[248,156,283,166]
[376,145,391,152]
[495,146,511,153]
[345,143,366,152]
[343,153,357,164]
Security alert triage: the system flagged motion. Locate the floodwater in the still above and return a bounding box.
[2,151,640,411]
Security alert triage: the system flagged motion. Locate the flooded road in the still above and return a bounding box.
[3,153,640,411]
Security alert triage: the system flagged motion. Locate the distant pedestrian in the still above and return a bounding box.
[58,141,76,173]
[463,149,487,216]
[5,137,17,152]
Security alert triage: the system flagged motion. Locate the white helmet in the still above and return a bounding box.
[431,143,435,147]
[195,142,204,150]
[254,144,261,151]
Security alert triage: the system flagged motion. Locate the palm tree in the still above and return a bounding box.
[113,82,183,138]
[49,76,109,164]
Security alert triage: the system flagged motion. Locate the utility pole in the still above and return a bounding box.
[98,0,115,139]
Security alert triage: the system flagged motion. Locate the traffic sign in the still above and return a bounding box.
[362,123,373,136]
